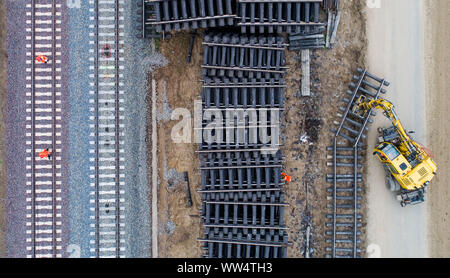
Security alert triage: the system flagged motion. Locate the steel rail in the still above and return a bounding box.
[94,0,100,258]
[145,14,235,25]
[114,0,121,258]
[30,0,36,258]
[202,42,288,51]
[201,65,288,73]
[51,0,57,258]
[198,238,290,248]
[198,187,282,193]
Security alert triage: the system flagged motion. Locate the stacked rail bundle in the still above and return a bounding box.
[326,68,389,258]
[201,32,287,80]
[198,32,290,257]
[144,0,236,32]
[236,0,325,34]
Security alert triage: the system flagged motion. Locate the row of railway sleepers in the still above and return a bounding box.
[146,0,236,32]
[202,32,287,80]
[237,0,324,34]
[199,32,289,257]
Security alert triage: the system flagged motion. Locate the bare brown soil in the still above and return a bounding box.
[0,0,7,258]
[425,0,450,258]
[150,0,367,258]
[151,31,204,257]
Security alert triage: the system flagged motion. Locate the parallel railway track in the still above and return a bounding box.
[326,68,389,258]
[26,0,62,258]
[90,0,125,258]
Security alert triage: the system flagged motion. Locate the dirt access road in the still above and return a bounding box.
[365,0,449,257]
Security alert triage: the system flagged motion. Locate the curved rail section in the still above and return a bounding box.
[326,68,389,258]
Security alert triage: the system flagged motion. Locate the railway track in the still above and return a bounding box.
[25,0,62,258]
[90,0,125,258]
[326,68,389,258]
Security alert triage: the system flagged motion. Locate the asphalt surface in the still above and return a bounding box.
[365,0,428,258]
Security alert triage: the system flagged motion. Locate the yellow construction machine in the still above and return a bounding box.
[352,96,437,207]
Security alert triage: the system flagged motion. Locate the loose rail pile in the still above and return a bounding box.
[89,0,125,258]
[326,68,389,258]
[26,0,62,258]
[198,32,290,258]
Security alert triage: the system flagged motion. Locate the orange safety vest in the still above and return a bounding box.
[281,172,292,183]
[39,149,50,159]
[36,55,48,63]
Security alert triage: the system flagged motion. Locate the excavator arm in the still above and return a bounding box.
[353,97,422,160]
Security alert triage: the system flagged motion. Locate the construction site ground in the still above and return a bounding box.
[149,0,367,258]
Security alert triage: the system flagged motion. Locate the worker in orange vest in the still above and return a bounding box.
[39,148,51,159]
[36,55,49,64]
[281,172,291,183]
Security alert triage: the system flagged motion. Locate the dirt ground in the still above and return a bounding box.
[0,0,7,258]
[150,32,204,257]
[149,0,367,258]
[425,0,450,258]
[283,0,367,257]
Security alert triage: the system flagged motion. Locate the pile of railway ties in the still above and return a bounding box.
[144,0,328,258]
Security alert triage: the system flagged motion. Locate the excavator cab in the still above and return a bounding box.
[373,142,412,177]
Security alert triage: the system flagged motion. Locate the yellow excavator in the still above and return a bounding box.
[352,96,437,207]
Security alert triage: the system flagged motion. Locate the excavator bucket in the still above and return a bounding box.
[351,95,370,117]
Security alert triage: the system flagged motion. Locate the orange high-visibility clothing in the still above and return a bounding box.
[39,149,50,159]
[36,55,49,63]
[281,172,292,183]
